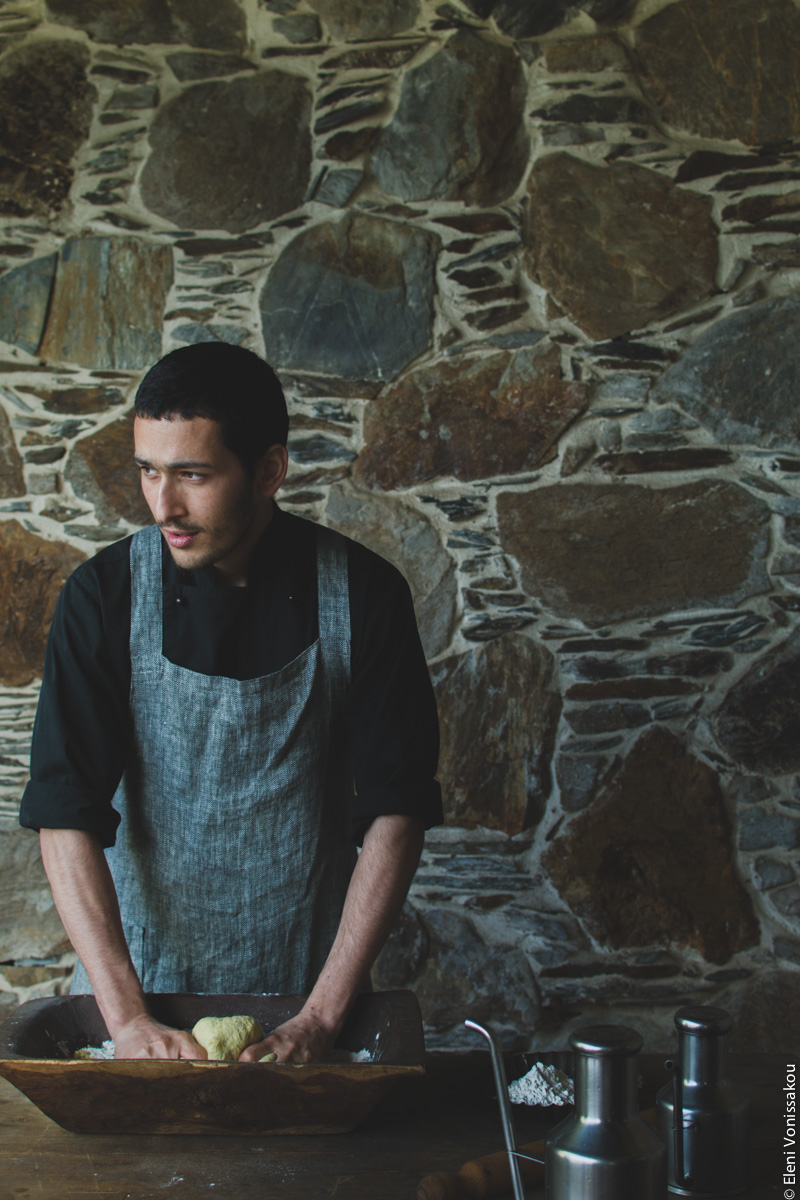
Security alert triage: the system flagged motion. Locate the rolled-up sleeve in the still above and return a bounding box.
[20,560,130,849]
[346,549,442,845]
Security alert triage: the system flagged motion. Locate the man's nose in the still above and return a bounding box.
[153,476,187,524]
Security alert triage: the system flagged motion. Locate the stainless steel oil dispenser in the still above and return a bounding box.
[546,1024,666,1200]
[656,1006,749,1196]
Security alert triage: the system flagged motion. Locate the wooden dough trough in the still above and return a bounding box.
[0,990,425,1136]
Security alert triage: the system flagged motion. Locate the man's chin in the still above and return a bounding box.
[160,530,213,570]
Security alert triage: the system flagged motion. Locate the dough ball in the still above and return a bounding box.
[192,1015,263,1061]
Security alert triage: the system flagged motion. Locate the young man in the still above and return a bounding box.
[20,343,442,1062]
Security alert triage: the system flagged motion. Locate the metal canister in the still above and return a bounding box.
[656,1006,749,1196]
[546,1024,667,1200]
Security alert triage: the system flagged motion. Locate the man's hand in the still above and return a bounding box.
[113,1013,207,1060]
[238,1009,333,1063]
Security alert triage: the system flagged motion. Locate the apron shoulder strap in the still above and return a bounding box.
[315,524,351,686]
[129,524,162,658]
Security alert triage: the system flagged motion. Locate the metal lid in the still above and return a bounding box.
[570,1024,643,1056]
[674,1005,733,1036]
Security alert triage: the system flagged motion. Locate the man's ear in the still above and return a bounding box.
[255,444,289,498]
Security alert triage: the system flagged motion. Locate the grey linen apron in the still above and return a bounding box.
[71,522,357,995]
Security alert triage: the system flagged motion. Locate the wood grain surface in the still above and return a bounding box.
[0,1051,787,1199]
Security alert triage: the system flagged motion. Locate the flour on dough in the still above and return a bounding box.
[192,1015,263,1061]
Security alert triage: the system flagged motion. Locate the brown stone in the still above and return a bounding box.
[752,241,800,269]
[0,402,24,498]
[140,72,311,234]
[323,127,379,162]
[65,414,152,528]
[497,480,770,626]
[634,0,800,146]
[715,629,800,774]
[722,191,800,225]
[323,42,423,72]
[596,449,733,475]
[38,238,173,370]
[566,678,699,701]
[543,727,759,964]
[545,36,629,74]
[0,521,85,685]
[45,0,246,50]
[324,483,456,659]
[0,40,95,218]
[2,964,69,987]
[525,155,718,340]
[431,633,561,834]
[433,213,515,235]
[368,30,529,207]
[353,347,587,492]
[19,385,128,415]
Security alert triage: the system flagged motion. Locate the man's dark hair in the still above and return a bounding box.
[134,343,289,474]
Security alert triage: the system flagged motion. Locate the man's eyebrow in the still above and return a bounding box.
[133,455,214,469]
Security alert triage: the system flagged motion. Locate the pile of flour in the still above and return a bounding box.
[508,1062,574,1106]
[74,1040,115,1059]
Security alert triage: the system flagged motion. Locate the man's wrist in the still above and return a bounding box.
[95,968,151,1038]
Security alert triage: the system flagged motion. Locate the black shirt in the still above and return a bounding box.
[19,505,442,848]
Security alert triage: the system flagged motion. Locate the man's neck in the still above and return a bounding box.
[213,498,275,587]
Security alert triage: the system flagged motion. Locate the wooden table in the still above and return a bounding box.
[0,1051,787,1198]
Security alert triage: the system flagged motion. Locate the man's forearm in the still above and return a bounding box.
[244,813,425,1062]
[307,814,424,1035]
[39,829,149,1036]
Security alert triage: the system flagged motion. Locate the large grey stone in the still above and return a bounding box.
[634,0,800,146]
[375,904,539,1045]
[525,154,718,340]
[369,30,529,206]
[431,633,561,833]
[716,630,800,774]
[46,0,246,50]
[324,483,456,658]
[497,481,770,626]
[752,856,795,890]
[0,828,70,962]
[307,0,417,39]
[260,213,439,381]
[0,40,95,218]
[652,290,800,453]
[38,239,173,369]
[726,969,800,1053]
[140,72,311,234]
[0,402,24,498]
[0,254,57,356]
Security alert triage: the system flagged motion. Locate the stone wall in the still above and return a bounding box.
[0,0,798,1052]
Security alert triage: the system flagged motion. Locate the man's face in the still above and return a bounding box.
[133,415,273,580]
